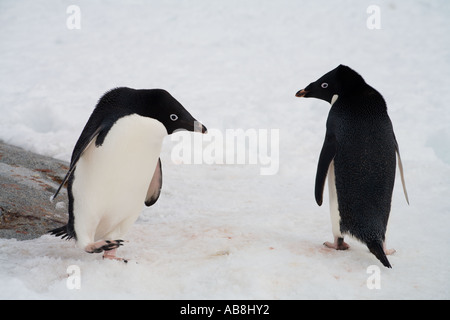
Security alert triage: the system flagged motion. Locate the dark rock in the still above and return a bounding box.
[0,141,69,240]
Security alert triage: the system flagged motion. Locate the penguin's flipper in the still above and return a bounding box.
[393,134,409,205]
[145,158,162,207]
[52,122,109,200]
[315,134,337,206]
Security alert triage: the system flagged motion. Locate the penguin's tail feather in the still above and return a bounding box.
[367,240,392,268]
[48,225,75,240]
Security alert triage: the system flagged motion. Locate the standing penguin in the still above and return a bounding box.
[50,87,207,261]
[296,65,408,268]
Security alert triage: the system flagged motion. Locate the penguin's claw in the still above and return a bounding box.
[382,241,396,255]
[323,237,350,250]
[385,248,396,255]
[85,240,124,254]
[102,248,128,263]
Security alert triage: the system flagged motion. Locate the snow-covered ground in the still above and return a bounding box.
[1,0,449,299]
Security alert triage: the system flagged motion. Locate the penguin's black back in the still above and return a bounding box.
[330,88,396,244]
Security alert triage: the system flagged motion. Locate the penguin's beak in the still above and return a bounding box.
[295,89,309,98]
[195,121,208,134]
[177,120,207,134]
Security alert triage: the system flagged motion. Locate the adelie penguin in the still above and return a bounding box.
[50,87,207,262]
[296,65,409,268]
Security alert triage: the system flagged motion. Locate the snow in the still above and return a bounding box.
[1,0,449,300]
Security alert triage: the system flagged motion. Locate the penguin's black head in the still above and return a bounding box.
[296,65,366,104]
[137,89,207,135]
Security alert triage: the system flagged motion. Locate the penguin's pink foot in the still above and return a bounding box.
[324,237,350,250]
[383,243,396,255]
[85,240,124,254]
[385,248,396,255]
[102,248,128,263]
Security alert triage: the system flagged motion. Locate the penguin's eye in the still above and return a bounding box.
[321,82,329,89]
[170,114,178,121]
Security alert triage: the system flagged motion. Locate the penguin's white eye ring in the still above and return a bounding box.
[321,82,329,89]
[170,114,178,121]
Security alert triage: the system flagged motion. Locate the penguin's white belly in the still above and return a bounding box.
[327,160,342,237]
[72,114,167,246]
